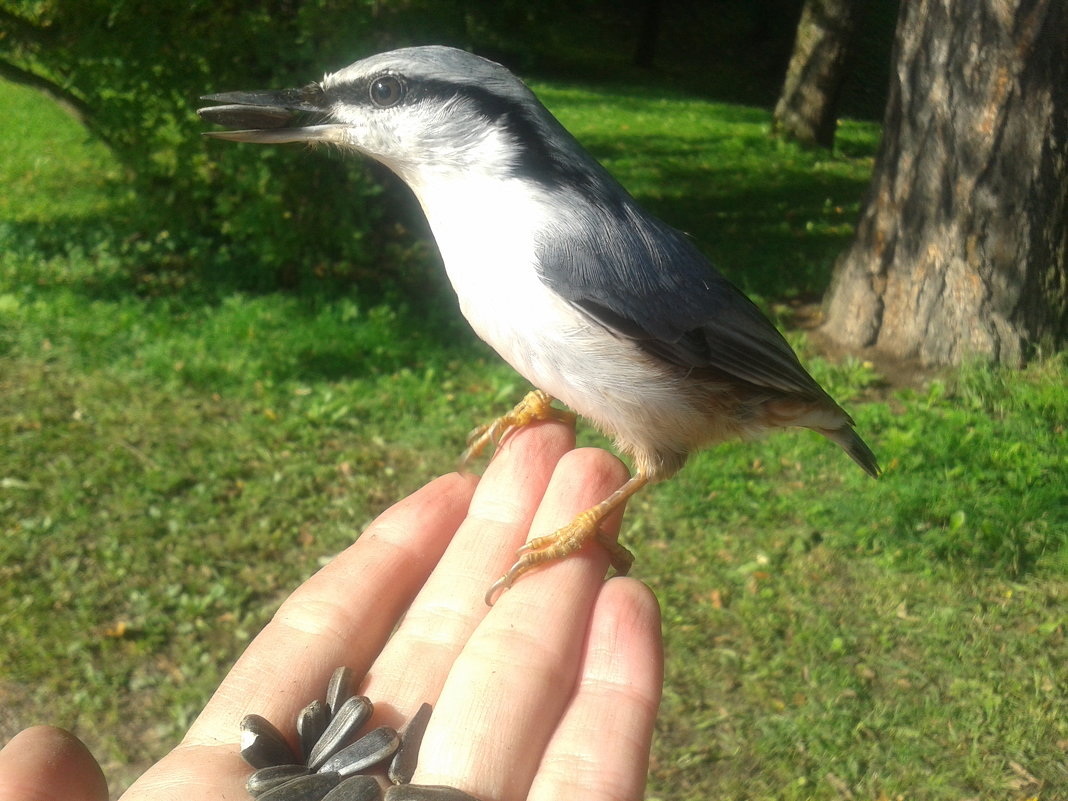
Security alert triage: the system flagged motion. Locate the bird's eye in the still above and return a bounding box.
[369,75,405,108]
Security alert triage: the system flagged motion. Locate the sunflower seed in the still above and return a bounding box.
[247,764,311,796]
[317,726,400,777]
[326,666,354,718]
[383,785,482,801]
[322,775,384,801]
[241,713,301,768]
[388,702,432,785]
[297,700,330,761]
[258,771,341,801]
[307,695,374,770]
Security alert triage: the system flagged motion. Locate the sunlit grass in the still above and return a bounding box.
[2,76,1066,799]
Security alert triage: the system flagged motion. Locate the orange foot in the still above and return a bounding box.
[461,389,576,469]
[485,473,649,605]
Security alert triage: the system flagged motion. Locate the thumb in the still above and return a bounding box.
[0,726,108,801]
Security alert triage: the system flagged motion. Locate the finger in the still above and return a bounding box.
[413,447,632,801]
[361,419,577,724]
[186,471,477,742]
[0,726,108,801]
[123,470,477,800]
[529,577,663,801]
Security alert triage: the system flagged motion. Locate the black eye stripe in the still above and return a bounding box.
[332,76,518,118]
[329,73,611,202]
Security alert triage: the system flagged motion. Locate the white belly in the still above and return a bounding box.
[411,174,709,471]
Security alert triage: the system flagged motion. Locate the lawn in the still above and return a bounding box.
[1,74,1066,800]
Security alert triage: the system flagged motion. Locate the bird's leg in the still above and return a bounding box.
[485,473,649,605]
[461,389,576,469]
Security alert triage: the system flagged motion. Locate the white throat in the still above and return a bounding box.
[408,170,554,347]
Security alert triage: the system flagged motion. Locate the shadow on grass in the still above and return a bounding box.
[2,204,480,388]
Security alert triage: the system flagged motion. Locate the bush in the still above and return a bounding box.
[0,1,466,291]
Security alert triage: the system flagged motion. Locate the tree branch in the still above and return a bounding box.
[0,58,111,147]
[0,7,58,46]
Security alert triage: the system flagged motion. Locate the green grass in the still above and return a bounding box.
[2,76,1067,800]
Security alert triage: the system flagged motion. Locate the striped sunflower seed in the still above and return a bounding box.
[306,695,374,770]
[316,726,400,777]
[247,764,311,796]
[240,713,301,768]
[297,700,330,762]
[388,702,432,785]
[257,771,340,801]
[325,666,354,718]
[321,775,384,801]
[383,785,482,801]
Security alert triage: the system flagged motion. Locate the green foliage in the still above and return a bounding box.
[0,1,445,289]
[3,67,1067,801]
[0,0,899,297]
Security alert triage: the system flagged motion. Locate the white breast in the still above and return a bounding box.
[407,171,711,471]
[410,174,573,378]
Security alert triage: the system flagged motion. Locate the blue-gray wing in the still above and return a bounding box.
[536,202,829,400]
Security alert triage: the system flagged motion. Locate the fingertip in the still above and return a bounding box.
[0,726,108,801]
[398,469,480,517]
[437,467,481,493]
[594,577,665,687]
[600,577,663,634]
[487,444,633,615]
[556,446,631,486]
[464,418,577,537]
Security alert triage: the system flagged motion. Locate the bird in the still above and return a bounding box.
[198,46,879,604]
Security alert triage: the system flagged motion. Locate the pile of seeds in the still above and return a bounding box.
[239,666,479,801]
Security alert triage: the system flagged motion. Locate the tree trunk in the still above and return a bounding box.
[773,0,863,149]
[633,0,663,68]
[822,0,1068,367]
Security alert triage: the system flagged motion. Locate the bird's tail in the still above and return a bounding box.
[764,397,880,479]
[819,425,880,478]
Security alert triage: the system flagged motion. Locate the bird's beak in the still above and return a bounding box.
[198,86,345,144]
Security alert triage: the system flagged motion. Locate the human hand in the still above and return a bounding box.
[0,420,663,801]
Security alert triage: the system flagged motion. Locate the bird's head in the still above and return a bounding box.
[199,46,601,193]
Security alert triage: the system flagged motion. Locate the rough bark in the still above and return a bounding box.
[822,0,1068,366]
[773,0,863,148]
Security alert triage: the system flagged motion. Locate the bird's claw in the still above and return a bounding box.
[484,513,636,606]
[459,389,574,471]
[483,561,526,606]
[460,421,504,469]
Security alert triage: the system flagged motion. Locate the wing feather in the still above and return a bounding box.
[536,198,829,400]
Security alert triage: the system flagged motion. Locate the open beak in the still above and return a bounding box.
[198,85,344,144]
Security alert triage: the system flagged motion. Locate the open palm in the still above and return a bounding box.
[0,421,662,801]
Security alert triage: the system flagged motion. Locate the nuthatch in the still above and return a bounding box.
[199,46,879,603]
